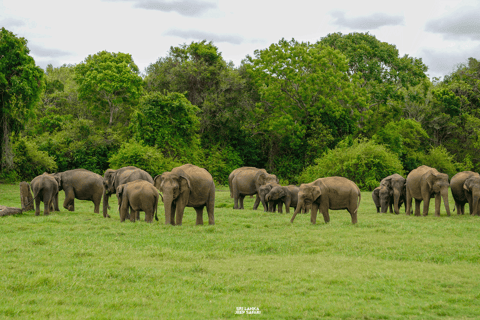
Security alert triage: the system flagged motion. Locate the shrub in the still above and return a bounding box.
[298,138,404,191]
[10,135,57,181]
[108,140,181,178]
[419,145,467,178]
[199,145,243,185]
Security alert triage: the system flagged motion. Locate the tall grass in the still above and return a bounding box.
[1,182,480,319]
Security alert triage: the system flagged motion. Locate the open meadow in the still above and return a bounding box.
[1,182,480,319]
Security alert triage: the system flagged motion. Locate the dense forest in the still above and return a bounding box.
[1,27,479,189]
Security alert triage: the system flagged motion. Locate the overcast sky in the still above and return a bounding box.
[1,0,479,79]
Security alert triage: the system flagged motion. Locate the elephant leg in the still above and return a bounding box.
[455,201,462,215]
[434,194,441,217]
[321,207,330,224]
[93,194,101,214]
[130,210,137,222]
[278,202,283,213]
[53,193,60,211]
[405,189,412,215]
[63,188,74,211]
[175,203,186,226]
[310,203,319,224]
[120,206,127,222]
[348,202,358,224]
[233,184,240,209]
[422,197,430,216]
[169,202,176,226]
[252,194,260,210]
[414,199,422,216]
[389,202,393,213]
[195,206,204,225]
[43,195,51,216]
[35,197,41,216]
[239,195,245,210]
[144,209,153,223]
[206,197,215,225]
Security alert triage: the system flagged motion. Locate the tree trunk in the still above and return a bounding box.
[0,206,22,216]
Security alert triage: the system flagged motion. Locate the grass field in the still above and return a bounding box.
[1,182,480,319]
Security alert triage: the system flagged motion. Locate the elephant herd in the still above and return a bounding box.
[229,167,361,224]
[25,164,215,226]
[25,163,477,226]
[372,165,480,217]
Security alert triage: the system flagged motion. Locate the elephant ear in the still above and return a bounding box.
[177,173,191,192]
[116,184,126,197]
[425,171,435,190]
[381,177,392,189]
[283,186,291,203]
[311,186,322,202]
[153,174,163,191]
[257,171,267,185]
[53,174,62,188]
[464,179,472,192]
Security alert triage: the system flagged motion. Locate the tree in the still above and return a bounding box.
[0,28,45,170]
[245,38,367,177]
[74,51,143,126]
[319,32,428,135]
[132,92,201,161]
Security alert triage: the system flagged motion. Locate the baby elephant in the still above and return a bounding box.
[265,185,301,214]
[116,180,159,223]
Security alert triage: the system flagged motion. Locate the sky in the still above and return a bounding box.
[1,0,479,79]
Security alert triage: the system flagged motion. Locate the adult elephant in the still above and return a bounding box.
[450,171,480,215]
[53,169,104,214]
[265,185,301,214]
[30,173,60,216]
[405,165,450,217]
[290,177,361,224]
[230,168,279,210]
[228,167,259,198]
[116,180,159,223]
[103,166,154,218]
[379,173,406,214]
[154,164,215,226]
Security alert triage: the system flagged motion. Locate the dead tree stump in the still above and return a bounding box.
[20,181,34,211]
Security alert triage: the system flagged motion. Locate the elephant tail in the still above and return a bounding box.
[354,189,361,214]
[154,193,159,221]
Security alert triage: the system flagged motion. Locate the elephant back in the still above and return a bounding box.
[172,164,214,199]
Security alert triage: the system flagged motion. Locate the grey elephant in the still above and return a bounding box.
[30,173,60,216]
[228,167,259,198]
[290,177,361,224]
[53,169,104,214]
[372,187,381,213]
[405,165,450,216]
[379,173,406,214]
[116,180,159,223]
[229,167,279,210]
[265,185,301,214]
[258,183,281,212]
[154,164,215,226]
[103,166,154,218]
[450,171,480,215]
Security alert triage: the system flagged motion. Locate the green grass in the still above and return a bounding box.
[1,183,480,319]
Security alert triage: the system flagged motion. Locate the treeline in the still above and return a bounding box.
[1,27,479,189]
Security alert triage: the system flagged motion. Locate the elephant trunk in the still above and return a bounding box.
[291,198,304,223]
[442,189,451,216]
[163,194,175,225]
[472,195,479,216]
[393,189,401,215]
[102,188,110,218]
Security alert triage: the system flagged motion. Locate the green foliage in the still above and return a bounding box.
[74,51,143,126]
[419,145,468,178]
[34,119,119,174]
[199,145,243,185]
[373,119,429,172]
[108,140,181,177]
[132,92,201,160]
[299,138,404,190]
[7,135,57,181]
[0,27,45,170]
[319,32,428,135]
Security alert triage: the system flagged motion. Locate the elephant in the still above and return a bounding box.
[30,173,60,216]
[53,169,104,214]
[379,173,406,214]
[405,165,451,217]
[372,187,381,213]
[103,166,154,218]
[230,167,279,210]
[265,185,301,214]
[290,177,361,224]
[20,181,34,211]
[258,183,281,212]
[116,180,159,223]
[450,171,480,215]
[154,164,215,226]
[228,167,259,198]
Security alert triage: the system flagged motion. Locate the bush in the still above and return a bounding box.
[10,135,57,181]
[298,138,405,191]
[199,145,243,185]
[419,145,468,178]
[108,140,181,178]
